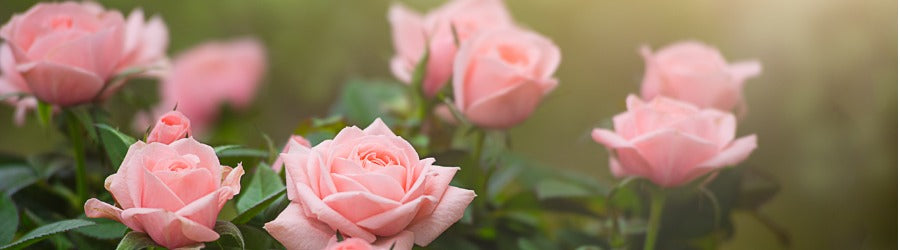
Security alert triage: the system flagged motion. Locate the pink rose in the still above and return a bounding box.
[640,41,761,112]
[271,135,312,173]
[155,38,266,130]
[592,95,757,187]
[325,231,415,250]
[146,110,191,145]
[452,28,560,129]
[0,43,36,125]
[0,2,126,106]
[265,119,475,250]
[389,0,512,97]
[84,138,244,249]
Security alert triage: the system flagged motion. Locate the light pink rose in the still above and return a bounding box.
[452,28,560,129]
[640,41,761,112]
[389,0,512,97]
[146,110,191,145]
[271,135,312,173]
[592,95,758,187]
[117,8,169,75]
[265,119,475,250]
[0,43,36,125]
[84,138,244,249]
[155,38,266,130]
[325,231,415,250]
[0,2,126,106]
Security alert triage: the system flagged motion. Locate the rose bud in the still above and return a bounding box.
[452,28,560,129]
[146,110,191,145]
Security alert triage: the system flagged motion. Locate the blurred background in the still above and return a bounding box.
[0,0,896,249]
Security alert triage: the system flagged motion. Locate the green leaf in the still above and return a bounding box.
[215,146,269,159]
[0,194,17,245]
[237,224,274,249]
[535,179,593,200]
[1,219,94,250]
[35,100,52,127]
[330,80,408,126]
[74,218,127,240]
[115,231,159,250]
[0,163,38,196]
[96,124,137,169]
[232,165,286,224]
[211,220,244,249]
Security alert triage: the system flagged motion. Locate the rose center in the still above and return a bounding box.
[48,16,74,30]
[361,151,396,168]
[496,43,529,66]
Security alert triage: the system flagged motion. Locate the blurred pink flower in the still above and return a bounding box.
[592,95,757,187]
[0,43,36,125]
[146,110,191,145]
[265,119,475,250]
[0,2,127,106]
[452,28,560,129]
[116,8,169,76]
[389,0,512,97]
[85,138,244,249]
[155,38,266,131]
[640,41,761,113]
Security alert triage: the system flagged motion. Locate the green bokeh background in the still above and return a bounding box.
[0,1,896,249]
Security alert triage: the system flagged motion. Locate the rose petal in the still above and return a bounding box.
[406,186,475,246]
[295,183,376,242]
[631,129,719,187]
[699,135,757,168]
[84,198,123,222]
[19,61,103,106]
[264,203,336,250]
[322,191,401,223]
[357,196,435,236]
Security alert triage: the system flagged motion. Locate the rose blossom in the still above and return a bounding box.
[154,38,266,130]
[0,2,127,106]
[265,119,475,250]
[84,138,244,249]
[389,0,512,97]
[452,28,560,129]
[271,135,312,173]
[325,231,415,250]
[116,8,169,75]
[592,95,757,187]
[146,110,191,145]
[640,41,761,112]
[0,43,36,125]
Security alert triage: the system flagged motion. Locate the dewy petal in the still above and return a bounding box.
[699,135,757,168]
[264,203,341,250]
[84,198,123,222]
[406,186,475,246]
[19,61,103,106]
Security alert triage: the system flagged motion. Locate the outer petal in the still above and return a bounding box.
[264,203,335,250]
[406,186,475,246]
[19,61,103,106]
[591,129,654,179]
[120,208,218,249]
[356,196,435,236]
[464,78,546,129]
[631,129,719,187]
[84,198,123,222]
[295,183,376,242]
[699,135,757,168]
[730,60,761,81]
[322,191,401,223]
[176,186,238,229]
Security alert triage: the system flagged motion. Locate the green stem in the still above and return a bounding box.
[644,187,666,250]
[65,111,87,207]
